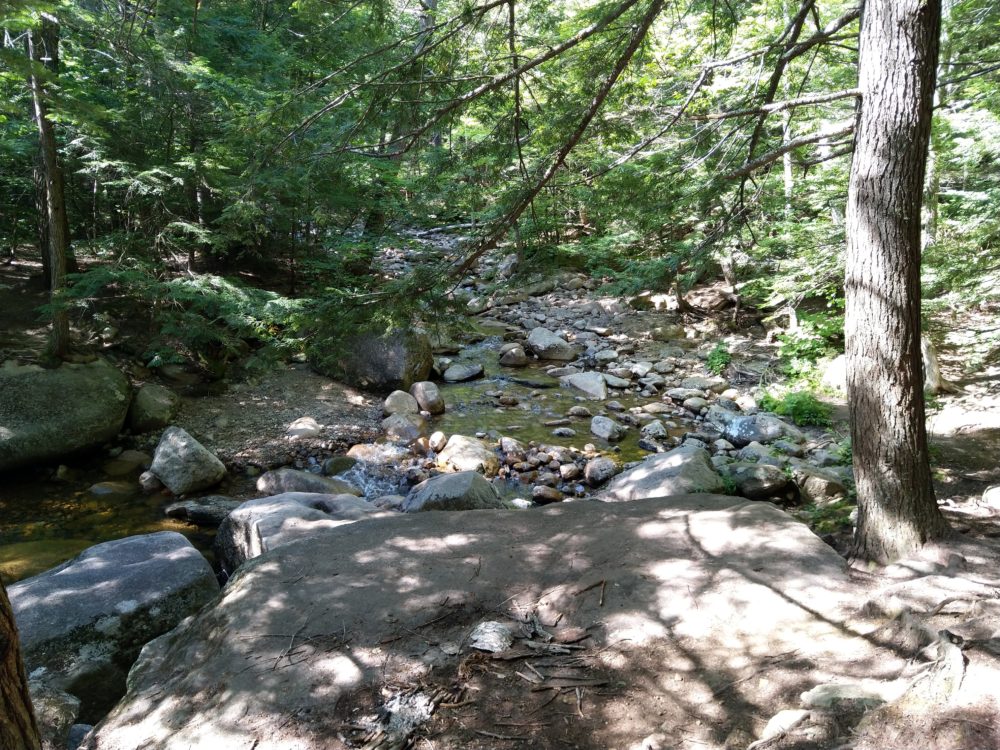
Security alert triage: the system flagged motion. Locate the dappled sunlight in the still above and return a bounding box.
[385,532,478,552]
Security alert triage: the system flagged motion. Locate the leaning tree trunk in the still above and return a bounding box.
[28,16,71,359]
[845,0,950,563]
[0,577,41,750]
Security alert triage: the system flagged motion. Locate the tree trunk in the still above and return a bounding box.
[0,577,41,750]
[845,0,950,563]
[28,16,71,359]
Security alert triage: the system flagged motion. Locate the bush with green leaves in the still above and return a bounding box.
[759,390,832,427]
[706,342,732,375]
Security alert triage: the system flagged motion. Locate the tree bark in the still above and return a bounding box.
[846,0,950,563]
[0,577,41,750]
[28,15,71,359]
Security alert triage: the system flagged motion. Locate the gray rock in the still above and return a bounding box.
[526,327,576,361]
[285,416,321,438]
[164,496,241,526]
[704,405,805,448]
[310,329,433,393]
[584,456,618,486]
[322,455,358,475]
[409,381,445,414]
[561,371,608,400]
[217,493,387,572]
[256,467,362,497]
[680,376,727,393]
[792,465,847,506]
[590,415,625,442]
[666,387,706,401]
[150,427,226,495]
[383,390,420,417]
[403,471,504,512]
[9,532,218,721]
[499,345,530,367]
[722,462,790,500]
[437,435,500,476]
[683,396,708,413]
[603,373,631,389]
[29,680,80,750]
[127,383,180,434]
[381,413,427,444]
[442,363,484,382]
[0,359,131,471]
[602,446,724,501]
[641,420,669,440]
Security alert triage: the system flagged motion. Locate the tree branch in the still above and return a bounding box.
[723,121,854,180]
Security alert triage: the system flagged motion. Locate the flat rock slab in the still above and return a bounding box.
[85,496,898,750]
[10,531,219,722]
[601,445,724,500]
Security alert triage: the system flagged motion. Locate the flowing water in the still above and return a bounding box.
[2,336,688,582]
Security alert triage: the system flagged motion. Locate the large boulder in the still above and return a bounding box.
[403,471,504,512]
[437,435,500,476]
[526,327,577,361]
[310,329,433,393]
[0,359,130,471]
[601,446,724,501]
[216,492,388,573]
[9,532,218,722]
[255,467,361,497]
[150,427,226,495]
[126,383,180,434]
[85,497,869,750]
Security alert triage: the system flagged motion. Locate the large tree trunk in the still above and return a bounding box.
[845,0,950,563]
[28,15,71,359]
[0,577,41,750]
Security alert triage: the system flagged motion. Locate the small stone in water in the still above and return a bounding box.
[552,427,576,438]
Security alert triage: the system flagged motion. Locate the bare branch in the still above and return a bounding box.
[723,121,854,180]
[696,88,860,120]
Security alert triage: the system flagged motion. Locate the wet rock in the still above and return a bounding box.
[552,427,576,437]
[138,470,163,493]
[384,390,420,417]
[165,496,242,526]
[532,485,564,504]
[409,381,445,415]
[602,446,724,501]
[561,371,608,400]
[9,532,219,722]
[382,413,427,445]
[584,456,617,486]
[256,467,362,496]
[217,493,387,571]
[438,435,500,476]
[568,405,592,417]
[87,481,136,501]
[127,383,180,434]
[0,358,131,471]
[591,416,625,442]
[526,327,576,361]
[641,421,669,440]
[150,426,226,495]
[101,450,151,477]
[322,455,358,475]
[403,471,504,512]
[682,396,708,413]
[499,345,530,367]
[443,363,484,382]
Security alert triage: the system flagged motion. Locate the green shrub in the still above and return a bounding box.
[706,342,732,375]
[759,390,832,427]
